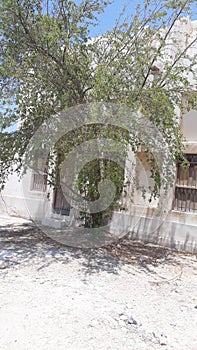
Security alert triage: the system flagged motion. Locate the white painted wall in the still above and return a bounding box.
[0,169,51,221]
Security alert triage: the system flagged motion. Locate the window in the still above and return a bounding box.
[31,169,47,192]
[173,154,197,212]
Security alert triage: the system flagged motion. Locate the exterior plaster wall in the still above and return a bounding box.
[0,170,51,221]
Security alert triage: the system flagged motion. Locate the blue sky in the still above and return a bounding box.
[89,0,197,37]
[90,0,140,36]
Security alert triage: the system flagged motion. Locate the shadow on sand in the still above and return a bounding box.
[0,222,192,276]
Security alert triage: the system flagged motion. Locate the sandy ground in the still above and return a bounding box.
[0,215,197,350]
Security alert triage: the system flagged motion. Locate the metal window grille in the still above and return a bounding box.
[31,170,47,192]
[173,154,197,212]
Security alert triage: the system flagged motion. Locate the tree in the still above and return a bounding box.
[0,0,197,227]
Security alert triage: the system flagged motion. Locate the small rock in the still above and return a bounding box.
[0,261,8,269]
[139,255,148,263]
[119,314,128,321]
[128,315,137,325]
[156,257,166,263]
[194,305,197,309]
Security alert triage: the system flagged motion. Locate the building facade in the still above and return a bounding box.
[1,18,197,251]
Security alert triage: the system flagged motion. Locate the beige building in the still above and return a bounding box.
[110,108,197,252]
[0,18,197,251]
